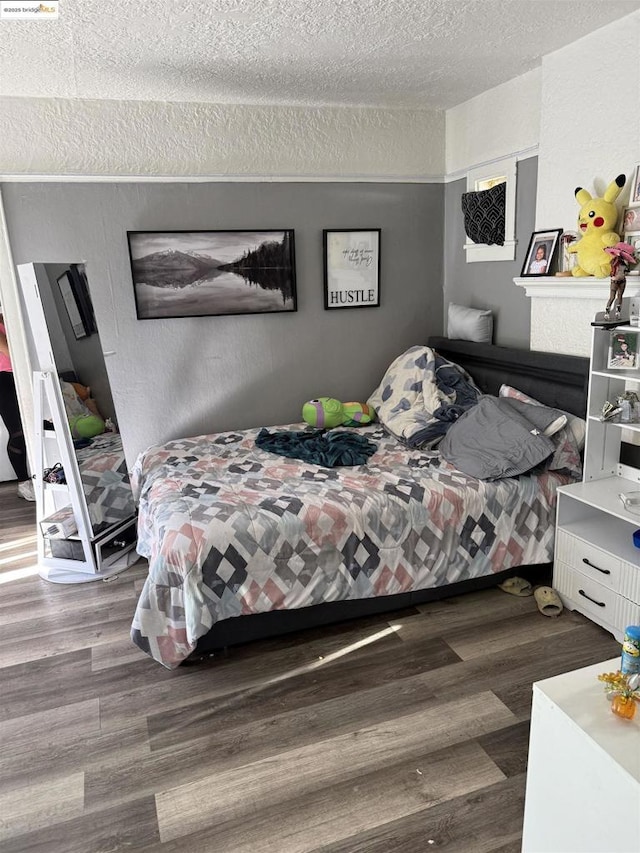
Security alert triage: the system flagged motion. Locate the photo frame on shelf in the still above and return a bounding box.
[608,331,639,370]
[57,270,89,340]
[127,230,297,319]
[630,163,640,205]
[622,206,640,233]
[323,229,380,309]
[521,229,562,277]
[623,232,640,275]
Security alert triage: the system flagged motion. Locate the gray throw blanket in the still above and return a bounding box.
[367,345,481,448]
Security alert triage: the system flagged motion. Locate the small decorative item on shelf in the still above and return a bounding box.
[600,400,622,422]
[604,242,639,320]
[597,670,640,720]
[616,391,640,423]
[619,493,640,516]
[43,463,66,485]
[556,230,579,276]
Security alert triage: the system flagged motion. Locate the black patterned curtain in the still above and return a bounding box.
[461,182,506,246]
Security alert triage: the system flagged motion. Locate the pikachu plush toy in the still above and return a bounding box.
[568,174,626,277]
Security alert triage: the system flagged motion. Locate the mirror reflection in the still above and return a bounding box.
[37,262,135,536]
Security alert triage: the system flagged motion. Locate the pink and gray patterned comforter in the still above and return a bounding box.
[130,424,572,668]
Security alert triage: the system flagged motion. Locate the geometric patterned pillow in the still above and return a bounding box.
[461,182,506,246]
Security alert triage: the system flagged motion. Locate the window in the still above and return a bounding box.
[464,156,517,262]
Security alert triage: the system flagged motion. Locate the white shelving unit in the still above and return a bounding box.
[553,324,640,639]
[33,370,137,583]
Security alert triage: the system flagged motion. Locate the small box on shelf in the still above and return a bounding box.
[39,505,77,539]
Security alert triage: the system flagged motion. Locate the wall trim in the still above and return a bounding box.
[0,146,539,185]
[0,173,446,184]
[445,144,539,184]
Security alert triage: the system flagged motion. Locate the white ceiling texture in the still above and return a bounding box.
[1,0,640,109]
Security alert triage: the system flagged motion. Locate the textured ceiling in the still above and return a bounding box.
[1,0,639,109]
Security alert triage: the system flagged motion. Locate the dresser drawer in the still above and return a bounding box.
[555,529,621,590]
[554,561,640,640]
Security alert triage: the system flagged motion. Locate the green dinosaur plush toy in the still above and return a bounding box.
[302,397,375,429]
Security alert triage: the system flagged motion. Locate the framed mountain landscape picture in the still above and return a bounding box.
[127,230,297,320]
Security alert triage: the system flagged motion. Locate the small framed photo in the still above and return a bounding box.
[521,229,562,277]
[630,164,640,205]
[623,232,640,275]
[622,206,640,233]
[608,331,639,370]
[323,229,380,309]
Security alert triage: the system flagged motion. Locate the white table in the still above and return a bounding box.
[522,658,640,853]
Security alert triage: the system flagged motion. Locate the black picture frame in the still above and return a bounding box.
[323,229,381,310]
[69,263,96,335]
[521,229,562,277]
[127,230,297,320]
[57,270,89,340]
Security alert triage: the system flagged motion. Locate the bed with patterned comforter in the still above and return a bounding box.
[130,422,574,668]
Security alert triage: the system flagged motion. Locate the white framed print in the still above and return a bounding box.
[323,230,380,310]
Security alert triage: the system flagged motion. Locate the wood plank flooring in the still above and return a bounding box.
[0,480,621,852]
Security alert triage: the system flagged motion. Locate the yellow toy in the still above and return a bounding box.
[568,174,626,277]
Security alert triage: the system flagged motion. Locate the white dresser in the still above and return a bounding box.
[522,658,640,853]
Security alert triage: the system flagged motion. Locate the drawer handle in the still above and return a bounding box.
[578,589,606,608]
[582,558,611,576]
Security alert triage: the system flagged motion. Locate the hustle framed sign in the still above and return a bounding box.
[323,229,380,310]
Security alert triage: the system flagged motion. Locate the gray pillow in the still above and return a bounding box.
[447,303,493,343]
[439,396,558,480]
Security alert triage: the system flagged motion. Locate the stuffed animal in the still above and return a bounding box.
[567,174,626,277]
[302,397,375,428]
[69,413,105,439]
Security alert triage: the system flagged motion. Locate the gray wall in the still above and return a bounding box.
[444,156,538,348]
[3,181,443,465]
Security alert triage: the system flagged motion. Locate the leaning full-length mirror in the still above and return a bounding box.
[27,262,135,538]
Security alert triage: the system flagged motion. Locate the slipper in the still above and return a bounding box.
[497,576,533,597]
[534,586,563,617]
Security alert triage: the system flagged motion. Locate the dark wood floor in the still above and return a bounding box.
[0,480,621,852]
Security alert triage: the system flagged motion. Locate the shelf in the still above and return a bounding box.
[587,416,640,432]
[591,369,640,383]
[43,482,68,492]
[558,476,640,525]
[559,515,640,565]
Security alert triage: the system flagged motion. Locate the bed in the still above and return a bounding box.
[130,338,588,668]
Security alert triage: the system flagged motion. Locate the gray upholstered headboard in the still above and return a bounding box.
[427,336,589,418]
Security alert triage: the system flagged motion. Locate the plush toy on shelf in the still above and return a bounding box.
[567,173,626,277]
[302,397,375,429]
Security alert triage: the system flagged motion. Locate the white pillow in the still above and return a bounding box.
[447,303,493,343]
